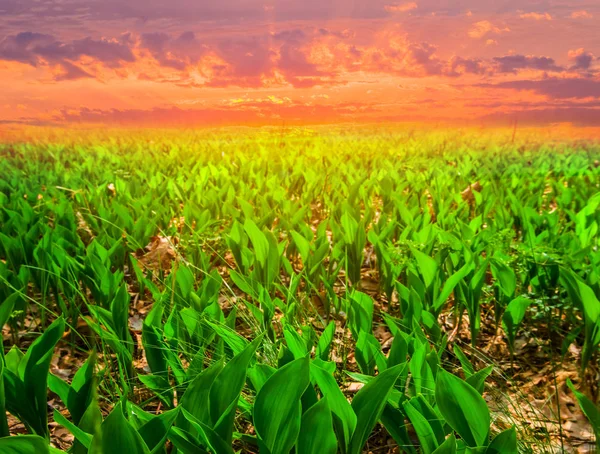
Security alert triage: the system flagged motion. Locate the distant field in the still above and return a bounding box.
[0,128,598,453]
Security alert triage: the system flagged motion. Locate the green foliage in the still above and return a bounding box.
[1,130,599,452]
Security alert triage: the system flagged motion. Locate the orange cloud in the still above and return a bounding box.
[384,2,418,13]
[468,21,510,39]
[519,12,552,21]
[570,10,593,19]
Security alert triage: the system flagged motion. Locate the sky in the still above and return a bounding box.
[1,0,599,128]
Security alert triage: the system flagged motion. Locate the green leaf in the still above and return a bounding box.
[466,366,493,395]
[53,410,93,449]
[567,379,600,441]
[311,363,357,453]
[432,434,457,454]
[349,363,405,454]
[254,356,311,454]
[291,231,311,264]
[0,358,9,438]
[168,427,208,454]
[296,397,338,454]
[138,408,180,454]
[180,409,235,454]
[18,316,65,436]
[315,322,336,361]
[244,219,269,268]
[502,296,531,353]
[210,335,262,443]
[0,435,50,454]
[0,292,18,331]
[403,397,441,454]
[490,260,516,297]
[485,427,517,454]
[435,370,490,448]
[453,345,475,378]
[180,361,224,428]
[284,326,308,359]
[95,401,149,454]
[411,248,438,290]
[435,262,473,311]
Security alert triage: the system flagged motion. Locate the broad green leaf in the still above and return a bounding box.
[315,322,336,361]
[180,408,235,454]
[210,335,262,443]
[254,356,311,454]
[567,379,600,442]
[453,345,474,378]
[466,366,493,395]
[138,408,180,454]
[296,397,338,454]
[18,316,65,437]
[490,260,516,297]
[349,363,405,454]
[411,248,438,289]
[95,401,150,454]
[435,370,490,448]
[311,363,357,453]
[435,262,473,311]
[432,434,457,454]
[244,219,269,268]
[53,410,93,449]
[485,427,517,454]
[403,398,441,454]
[180,361,224,428]
[502,296,531,353]
[0,435,50,454]
[169,427,209,454]
[0,358,9,437]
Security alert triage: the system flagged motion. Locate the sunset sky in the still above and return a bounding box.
[1,0,599,127]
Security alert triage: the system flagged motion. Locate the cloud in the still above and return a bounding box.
[568,48,594,71]
[570,10,593,19]
[482,78,600,99]
[468,21,509,39]
[0,31,135,79]
[493,55,563,73]
[54,61,93,80]
[139,32,207,70]
[519,12,552,21]
[53,102,383,126]
[384,2,418,13]
[480,107,600,127]
[446,56,488,76]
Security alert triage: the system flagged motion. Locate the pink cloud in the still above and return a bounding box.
[568,48,595,71]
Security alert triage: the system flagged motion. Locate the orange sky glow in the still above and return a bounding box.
[1,1,600,129]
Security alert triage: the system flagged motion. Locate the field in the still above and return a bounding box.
[0,127,599,453]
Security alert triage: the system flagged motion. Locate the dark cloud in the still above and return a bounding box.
[0,31,135,78]
[408,42,443,75]
[4,0,594,25]
[481,78,600,99]
[569,49,594,70]
[446,56,488,76]
[140,31,206,70]
[55,61,94,80]
[480,107,600,127]
[492,55,564,73]
[53,102,382,126]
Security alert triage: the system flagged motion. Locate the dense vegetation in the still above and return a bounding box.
[0,128,598,453]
